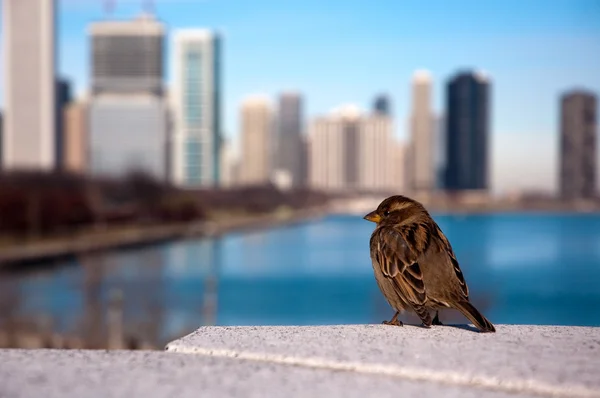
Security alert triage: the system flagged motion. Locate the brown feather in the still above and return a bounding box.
[366,195,495,332]
[431,224,469,299]
[371,226,427,307]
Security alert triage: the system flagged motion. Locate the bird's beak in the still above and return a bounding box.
[363,210,381,223]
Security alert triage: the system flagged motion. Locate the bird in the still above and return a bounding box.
[363,195,496,333]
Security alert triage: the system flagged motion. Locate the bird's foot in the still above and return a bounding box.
[432,312,443,326]
[382,319,403,327]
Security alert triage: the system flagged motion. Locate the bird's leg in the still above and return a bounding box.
[432,311,443,326]
[382,311,403,326]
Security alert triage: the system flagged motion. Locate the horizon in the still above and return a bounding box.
[0,0,599,195]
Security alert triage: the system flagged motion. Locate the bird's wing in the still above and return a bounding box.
[371,226,427,306]
[432,225,469,299]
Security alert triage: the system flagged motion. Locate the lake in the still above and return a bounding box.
[3,213,600,345]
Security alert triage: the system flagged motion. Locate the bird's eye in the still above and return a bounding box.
[384,211,390,216]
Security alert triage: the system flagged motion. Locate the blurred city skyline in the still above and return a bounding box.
[0,0,599,193]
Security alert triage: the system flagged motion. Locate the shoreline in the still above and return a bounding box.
[0,206,328,271]
[2,202,599,270]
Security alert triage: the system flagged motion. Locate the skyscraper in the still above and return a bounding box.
[309,106,358,191]
[88,14,167,180]
[373,94,391,116]
[559,90,597,199]
[408,70,435,192]
[444,71,490,191]
[171,29,222,187]
[2,0,56,170]
[276,92,305,187]
[63,101,88,174]
[240,96,273,185]
[309,105,397,192]
[55,78,73,170]
[358,114,396,192]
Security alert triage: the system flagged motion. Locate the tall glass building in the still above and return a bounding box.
[171,29,222,187]
[444,71,490,191]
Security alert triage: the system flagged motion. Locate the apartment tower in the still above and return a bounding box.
[240,96,273,185]
[2,0,56,170]
[559,90,597,199]
[309,105,396,192]
[408,70,435,192]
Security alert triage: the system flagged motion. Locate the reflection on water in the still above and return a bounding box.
[1,213,600,348]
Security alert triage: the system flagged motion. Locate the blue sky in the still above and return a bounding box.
[2,0,600,193]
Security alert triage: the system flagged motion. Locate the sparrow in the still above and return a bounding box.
[364,195,496,333]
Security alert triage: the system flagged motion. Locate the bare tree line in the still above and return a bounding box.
[0,170,330,240]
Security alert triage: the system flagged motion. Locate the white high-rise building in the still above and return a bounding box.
[171,29,222,187]
[309,105,398,192]
[357,115,395,191]
[308,113,349,191]
[408,70,435,192]
[2,0,56,170]
[239,96,273,185]
[88,14,168,180]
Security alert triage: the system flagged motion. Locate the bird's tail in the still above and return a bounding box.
[455,301,496,333]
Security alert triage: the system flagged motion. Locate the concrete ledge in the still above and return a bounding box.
[166,324,600,398]
[1,325,599,398]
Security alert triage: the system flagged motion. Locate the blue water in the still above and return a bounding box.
[5,213,600,342]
